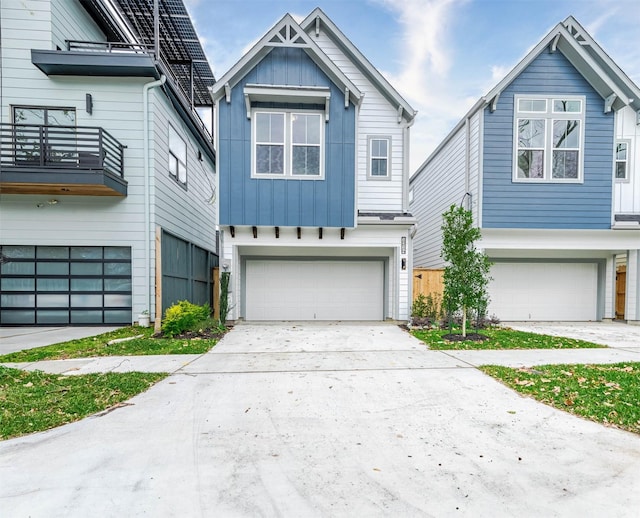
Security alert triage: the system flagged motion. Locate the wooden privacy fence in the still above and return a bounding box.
[413,268,444,300]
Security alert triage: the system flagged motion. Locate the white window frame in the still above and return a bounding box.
[251,108,324,180]
[168,124,187,186]
[367,136,391,180]
[512,95,585,183]
[615,139,630,182]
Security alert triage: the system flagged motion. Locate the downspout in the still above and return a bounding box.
[142,75,166,319]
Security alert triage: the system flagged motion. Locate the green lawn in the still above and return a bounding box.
[0,366,166,440]
[0,326,223,363]
[411,327,604,350]
[481,363,640,434]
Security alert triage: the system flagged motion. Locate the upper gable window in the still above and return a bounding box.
[615,140,630,181]
[514,95,585,183]
[253,109,324,179]
[367,136,391,179]
[169,125,187,186]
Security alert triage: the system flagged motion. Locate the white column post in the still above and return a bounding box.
[626,249,640,325]
[603,255,616,320]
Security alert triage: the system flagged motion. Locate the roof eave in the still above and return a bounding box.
[210,13,362,105]
[300,8,416,123]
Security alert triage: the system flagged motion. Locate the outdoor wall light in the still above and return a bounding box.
[401,258,407,270]
[222,262,230,271]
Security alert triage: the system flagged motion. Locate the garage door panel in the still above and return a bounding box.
[246,260,383,321]
[488,262,597,321]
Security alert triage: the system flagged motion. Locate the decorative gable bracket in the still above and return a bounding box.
[604,93,617,113]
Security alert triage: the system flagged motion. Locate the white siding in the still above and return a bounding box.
[0,2,218,320]
[410,123,469,268]
[51,0,105,50]
[614,106,640,214]
[150,92,217,253]
[221,224,410,321]
[310,33,407,213]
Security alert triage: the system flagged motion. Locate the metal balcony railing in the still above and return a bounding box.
[0,123,125,178]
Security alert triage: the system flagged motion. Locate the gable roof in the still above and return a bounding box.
[411,15,640,182]
[209,13,362,106]
[300,8,416,124]
[483,16,640,114]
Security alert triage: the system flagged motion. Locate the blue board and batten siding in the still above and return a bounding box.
[218,47,356,228]
[482,50,614,229]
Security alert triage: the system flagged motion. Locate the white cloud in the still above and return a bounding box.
[375,0,474,171]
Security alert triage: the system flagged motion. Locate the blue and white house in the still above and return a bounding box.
[410,17,640,323]
[0,0,217,326]
[210,9,416,321]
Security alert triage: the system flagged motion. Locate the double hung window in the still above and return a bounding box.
[615,141,629,181]
[514,96,585,182]
[168,125,187,185]
[253,109,323,178]
[368,136,391,179]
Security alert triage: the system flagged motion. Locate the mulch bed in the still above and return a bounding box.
[154,326,232,340]
[442,333,490,342]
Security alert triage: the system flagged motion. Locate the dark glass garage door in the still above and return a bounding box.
[0,245,132,325]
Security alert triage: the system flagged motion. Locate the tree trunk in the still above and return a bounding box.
[462,305,467,337]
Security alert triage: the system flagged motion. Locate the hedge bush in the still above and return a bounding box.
[161,301,210,337]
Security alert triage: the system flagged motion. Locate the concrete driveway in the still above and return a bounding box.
[1,322,640,517]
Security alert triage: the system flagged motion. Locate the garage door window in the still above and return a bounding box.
[0,245,132,325]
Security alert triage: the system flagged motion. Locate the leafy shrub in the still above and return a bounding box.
[161,301,210,337]
[411,293,443,329]
[411,293,442,320]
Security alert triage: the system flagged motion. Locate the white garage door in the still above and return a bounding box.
[488,262,598,321]
[245,260,384,320]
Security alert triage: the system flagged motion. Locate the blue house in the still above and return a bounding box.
[410,17,640,323]
[210,9,417,321]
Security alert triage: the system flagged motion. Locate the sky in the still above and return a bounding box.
[184,0,640,172]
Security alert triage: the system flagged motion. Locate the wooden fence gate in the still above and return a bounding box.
[412,268,444,300]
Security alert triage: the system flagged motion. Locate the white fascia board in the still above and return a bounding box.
[563,16,640,111]
[357,217,417,226]
[300,8,416,123]
[483,23,629,111]
[209,13,361,105]
[480,228,640,251]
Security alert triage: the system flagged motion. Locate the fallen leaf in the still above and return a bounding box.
[373,468,381,472]
[23,382,33,387]
[577,377,587,384]
[564,399,574,406]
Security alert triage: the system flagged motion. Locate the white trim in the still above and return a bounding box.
[250,108,325,180]
[300,8,416,123]
[512,94,586,184]
[243,84,331,121]
[366,135,391,180]
[615,139,631,183]
[209,14,362,106]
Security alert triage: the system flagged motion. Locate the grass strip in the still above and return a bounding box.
[411,328,604,350]
[481,363,640,434]
[0,326,219,363]
[0,366,166,440]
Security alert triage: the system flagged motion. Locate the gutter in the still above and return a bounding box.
[142,75,166,320]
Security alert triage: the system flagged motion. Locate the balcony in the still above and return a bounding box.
[0,123,127,196]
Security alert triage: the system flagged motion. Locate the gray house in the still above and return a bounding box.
[0,0,218,326]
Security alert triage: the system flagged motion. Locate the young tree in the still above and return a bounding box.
[441,205,492,337]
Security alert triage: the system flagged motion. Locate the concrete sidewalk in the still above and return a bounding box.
[2,322,639,517]
[2,321,640,375]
